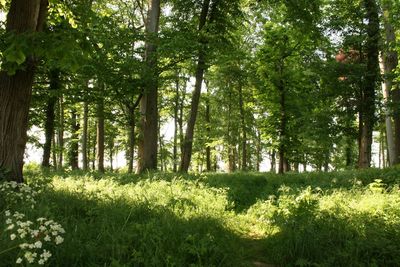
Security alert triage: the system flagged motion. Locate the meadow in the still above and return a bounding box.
[1,167,400,266]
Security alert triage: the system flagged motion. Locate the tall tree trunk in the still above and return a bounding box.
[52,131,57,169]
[96,84,105,173]
[381,1,400,165]
[0,0,48,182]
[180,0,211,172]
[158,118,164,172]
[205,83,212,172]
[238,82,247,171]
[278,61,287,174]
[82,100,89,171]
[173,75,180,172]
[178,84,185,166]
[42,69,60,168]
[136,0,161,174]
[68,108,79,169]
[57,96,64,168]
[358,0,379,168]
[92,123,96,170]
[380,54,396,166]
[127,106,135,173]
[256,129,262,172]
[109,139,114,172]
[270,150,276,173]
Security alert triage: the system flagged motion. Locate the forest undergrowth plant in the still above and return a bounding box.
[0,180,65,265]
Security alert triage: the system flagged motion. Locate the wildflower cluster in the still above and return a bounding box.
[4,210,65,265]
[0,181,39,209]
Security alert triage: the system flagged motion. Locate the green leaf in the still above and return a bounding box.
[4,47,26,65]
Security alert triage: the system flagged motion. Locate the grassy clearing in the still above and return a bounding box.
[1,167,400,266]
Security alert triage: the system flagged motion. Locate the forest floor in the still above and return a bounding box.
[1,166,400,266]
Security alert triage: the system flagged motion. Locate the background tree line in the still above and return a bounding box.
[0,0,400,182]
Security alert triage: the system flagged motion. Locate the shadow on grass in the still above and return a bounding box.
[0,188,252,267]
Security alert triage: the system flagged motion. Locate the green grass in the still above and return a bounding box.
[1,167,400,266]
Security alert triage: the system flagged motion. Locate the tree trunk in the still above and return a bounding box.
[278,61,287,174]
[82,100,89,171]
[127,106,135,173]
[52,131,57,169]
[380,54,396,166]
[180,0,211,172]
[42,69,60,168]
[92,123,96,170]
[270,150,276,173]
[57,96,64,168]
[294,162,299,172]
[178,84,185,166]
[136,0,161,174]
[238,82,247,171]
[0,0,48,182]
[158,118,164,172]
[96,84,105,173]
[68,108,79,169]
[381,1,400,165]
[173,75,180,172]
[205,83,212,172]
[358,0,379,168]
[256,129,262,172]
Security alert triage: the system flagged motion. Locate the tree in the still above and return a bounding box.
[0,0,48,182]
[136,0,161,174]
[42,69,61,168]
[358,0,379,168]
[380,0,399,165]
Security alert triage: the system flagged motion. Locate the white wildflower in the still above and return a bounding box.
[10,234,16,240]
[34,241,42,248]
[55,236,64,245]
[41,250,52,259]
[16,258,22,264]
[19,243,29,249]
[24,252,35,263]
[32,230,39,237]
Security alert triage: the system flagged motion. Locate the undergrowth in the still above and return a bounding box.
[0,166,399,266]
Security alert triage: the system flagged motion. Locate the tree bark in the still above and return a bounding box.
[358,0,379,168]
[42,69,60,168]
[380,54,396,166]
[180,0,211,172]
[238,82,247,171]
[127,106,135,173]
[0,0,48,182]
[57,96,64,169]
[96,83,105,173]
[278,61,287,174]
[270,150,276,173]
[136,0,161,174]
[68,108,79,170]
[52,131,57,169]
[205,82,212,172]
[381,1,399,165]
[256,129,262,172]
[82,100,89,171]
[173,75,180,172]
